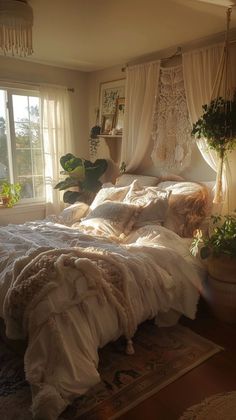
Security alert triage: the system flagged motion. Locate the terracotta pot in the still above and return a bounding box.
[207,255,236,283]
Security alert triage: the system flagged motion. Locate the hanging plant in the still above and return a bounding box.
[89,125,101,157]
[191,92,236,204]
[191,94,236,157]
[89,108,101,157]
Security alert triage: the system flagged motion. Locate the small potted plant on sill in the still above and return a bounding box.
[190,214,236,323]
[0,181,21,208]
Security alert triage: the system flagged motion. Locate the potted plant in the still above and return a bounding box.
[54,153,108,204]
[0,181,21,208]
[192,93,236,203]
[190,214,236,322]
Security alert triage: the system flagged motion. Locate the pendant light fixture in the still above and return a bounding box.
[0,0,33,56]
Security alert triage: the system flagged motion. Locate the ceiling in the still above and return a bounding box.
[3,0,236,72]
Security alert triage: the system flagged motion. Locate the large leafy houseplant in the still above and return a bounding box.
[54,153,108,204]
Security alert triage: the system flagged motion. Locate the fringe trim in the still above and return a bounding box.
[0,24,33,55]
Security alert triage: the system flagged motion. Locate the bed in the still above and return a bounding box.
[0,175,213,420]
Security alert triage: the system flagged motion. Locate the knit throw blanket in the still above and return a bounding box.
[3,247,136,343]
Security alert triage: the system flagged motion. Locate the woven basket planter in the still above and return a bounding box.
[208,255,236,283]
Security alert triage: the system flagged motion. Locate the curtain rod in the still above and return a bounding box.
[122,38,236,72]
[0,78,74,92]
[121,46,182,72]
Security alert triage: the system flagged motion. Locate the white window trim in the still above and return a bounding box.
[1,85,45,203]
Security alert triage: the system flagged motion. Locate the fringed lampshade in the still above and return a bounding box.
[0,0,33,56]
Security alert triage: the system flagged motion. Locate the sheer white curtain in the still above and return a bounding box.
[40,86,74,216]
[120,61,160,172]
[182,43,234,211]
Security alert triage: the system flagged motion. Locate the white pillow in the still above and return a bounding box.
[80,201,140,238]
[124,180,169,203]
[124,180,170,227]
[116,173,159,187]
[157,181,201,196]
[60,202,90,226]
[90,185,130,210]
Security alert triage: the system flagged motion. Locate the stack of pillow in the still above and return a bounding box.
[59,173,212,240]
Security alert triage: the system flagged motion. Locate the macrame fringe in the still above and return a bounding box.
[0,24,33,56]
[126,339,135,355]
[31,384,67,420]
[213,154,224,204]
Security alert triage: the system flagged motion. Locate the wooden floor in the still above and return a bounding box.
[120,300,236,420]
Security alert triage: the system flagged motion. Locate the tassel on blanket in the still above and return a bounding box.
[126,339,135,355]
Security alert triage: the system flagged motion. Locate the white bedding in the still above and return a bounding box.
[0,220,205,419]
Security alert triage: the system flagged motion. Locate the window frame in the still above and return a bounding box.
[0,85,45,204]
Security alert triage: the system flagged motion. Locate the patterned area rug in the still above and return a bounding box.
[179,391,236,420]
[0,322,222,420]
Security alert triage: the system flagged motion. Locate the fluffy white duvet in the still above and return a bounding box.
[0,220,205,420]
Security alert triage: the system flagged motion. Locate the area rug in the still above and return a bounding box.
[0,322,223,420]
[179,391,236,420]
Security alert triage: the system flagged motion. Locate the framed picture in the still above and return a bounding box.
[115,97,125,133]
[99,79,125,123]
[101,114,114,135]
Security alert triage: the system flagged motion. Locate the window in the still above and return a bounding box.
[0,88,45,202]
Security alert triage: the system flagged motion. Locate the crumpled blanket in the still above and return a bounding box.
[4,246,137,343]
[3,246,144,419]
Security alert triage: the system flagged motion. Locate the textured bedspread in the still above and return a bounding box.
[0,220,205,419]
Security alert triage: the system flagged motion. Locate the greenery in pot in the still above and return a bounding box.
[54,153,108,204]
[0,181,21,208]
[190,214,236,260]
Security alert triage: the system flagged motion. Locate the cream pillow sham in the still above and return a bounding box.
[124,180,170,227]
[60,202,90,226]
[115,173,159,187]
[90,185,130,210]
[80,201,140,238]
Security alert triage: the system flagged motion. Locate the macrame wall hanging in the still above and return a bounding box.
[151,65,193,174]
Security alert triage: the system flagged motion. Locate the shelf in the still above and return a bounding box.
[98,134,122,139]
